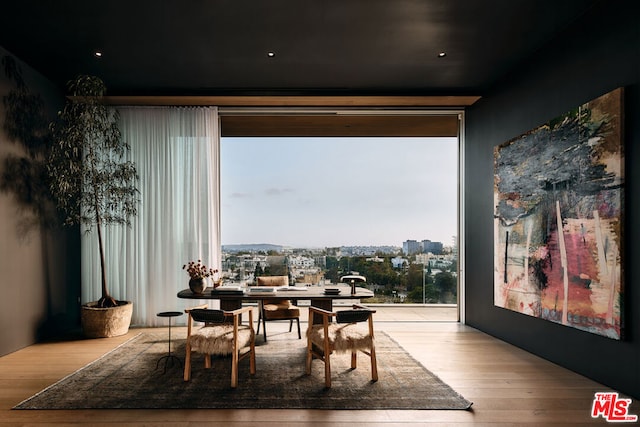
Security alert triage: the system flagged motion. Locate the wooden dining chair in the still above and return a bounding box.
[305,304,378,388]
[184,304,256,388]
[255,275,301,342]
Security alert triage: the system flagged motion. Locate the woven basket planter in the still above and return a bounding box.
[81,301,133,338]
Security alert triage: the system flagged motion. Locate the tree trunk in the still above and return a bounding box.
[95,198,116,308]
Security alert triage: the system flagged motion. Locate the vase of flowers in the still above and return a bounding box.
[183,260,218,295]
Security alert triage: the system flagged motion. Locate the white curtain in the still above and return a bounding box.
[81,107,221,326]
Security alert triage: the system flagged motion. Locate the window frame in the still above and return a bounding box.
[218,108,465,323]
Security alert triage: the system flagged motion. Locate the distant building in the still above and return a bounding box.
[422,240,444,255]
[392,256,408,269]
[340,246,397,256]
[313,255,327,268]
[288,255,315,268]
[404,239,443,255]
[403,240,420,255]
[302,272,324,285]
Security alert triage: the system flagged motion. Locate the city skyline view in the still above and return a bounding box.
[221,136,458,248]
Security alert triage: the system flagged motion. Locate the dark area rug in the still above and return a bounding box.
[14,331,472,410]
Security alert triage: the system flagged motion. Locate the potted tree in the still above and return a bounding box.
[48,75,138,338]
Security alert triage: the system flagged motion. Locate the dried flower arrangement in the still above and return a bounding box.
[183,260,218,280]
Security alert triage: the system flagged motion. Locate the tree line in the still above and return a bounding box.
[324,255,457,304]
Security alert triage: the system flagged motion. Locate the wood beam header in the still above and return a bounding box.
[103,95,480,107]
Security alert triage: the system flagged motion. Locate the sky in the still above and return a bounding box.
[220,136,458,248]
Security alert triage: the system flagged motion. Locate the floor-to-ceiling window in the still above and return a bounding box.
[220,134,459,311]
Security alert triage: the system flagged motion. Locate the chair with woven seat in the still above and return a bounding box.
[184,304,256,388]
[305,304,378,388]
[256,275,301,342]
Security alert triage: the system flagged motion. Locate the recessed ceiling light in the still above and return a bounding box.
[438,52,447,58]
[267,51,276,58]
[94,51,103,58]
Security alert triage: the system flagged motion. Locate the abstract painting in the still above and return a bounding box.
[493,88,624,339]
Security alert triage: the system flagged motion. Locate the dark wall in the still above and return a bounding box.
[465,2,640,398]
[0,46,81,356]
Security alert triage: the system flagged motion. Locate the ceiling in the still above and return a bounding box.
[0,0,603,99]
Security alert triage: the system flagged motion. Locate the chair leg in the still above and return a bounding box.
[324,352,332,388]
[324,339,332,388]
[351,351,357,369]
[231,348,239,388]
[183,342,192,381]
[204,354,211,369]
[249,341,256,376]
[287,318,301,339]
[305,341,313,375]
[370,346,378,382]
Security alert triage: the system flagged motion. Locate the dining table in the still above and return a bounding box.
[177,284,374,322]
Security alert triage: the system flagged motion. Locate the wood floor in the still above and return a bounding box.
[0,316,630,426]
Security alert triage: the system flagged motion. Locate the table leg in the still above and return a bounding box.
[156,317,182,374]
[220,299,242,311]
[220,298,244,322]
[310,298,333,324]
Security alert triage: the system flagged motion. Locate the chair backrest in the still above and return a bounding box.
[189,309,226,324]
[257,275,289,287]
[336,309,373,324]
